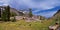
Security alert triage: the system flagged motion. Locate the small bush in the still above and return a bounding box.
[12,16,16,22]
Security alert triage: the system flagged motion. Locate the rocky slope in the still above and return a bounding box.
[49,9,60,20]
[10,8,24,16]
[53,9,60,18]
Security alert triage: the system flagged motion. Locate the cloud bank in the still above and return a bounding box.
[9,0,60,10]
[0,0,60,17]
[0,0,10,6]
[0,0,60,10]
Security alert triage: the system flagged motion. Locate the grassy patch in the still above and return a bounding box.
[0,20,55,30]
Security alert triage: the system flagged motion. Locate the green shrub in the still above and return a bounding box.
[12,16,16,22]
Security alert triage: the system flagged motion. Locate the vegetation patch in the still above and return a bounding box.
[0,19,56,30]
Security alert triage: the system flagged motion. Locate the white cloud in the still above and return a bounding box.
[9,0,60,10]
[0,0,60,10]
[0,0,10,6]
[0,1,3,3]
[0,0,60,17]
[24,0,60,9]
[3,4,9,6]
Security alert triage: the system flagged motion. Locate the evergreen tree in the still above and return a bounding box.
[6,5,10,21]
[0,8,1,18]
[0,8,1,21]
[1,7,7,21]
[1,5,10,21]
[29,8,33,18]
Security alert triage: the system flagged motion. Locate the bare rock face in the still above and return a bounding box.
[10,8,24,16]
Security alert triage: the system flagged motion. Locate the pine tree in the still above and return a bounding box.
[0,8,1,18]
[0,8,1,21]
[29,8,33,18]
[6,5,10,21]
[1,7,7,21]
[1,5,10,21]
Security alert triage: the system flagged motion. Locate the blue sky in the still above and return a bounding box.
[0,0,60,18]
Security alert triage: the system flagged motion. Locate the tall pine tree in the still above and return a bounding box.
[2,7,7,21]
[6,5,10,21]
[29,8,33,18]
[2,5,10,21]
[0,8,1,18]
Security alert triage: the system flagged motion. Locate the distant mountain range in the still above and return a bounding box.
[10,8,60,18]
[1,6,60,19]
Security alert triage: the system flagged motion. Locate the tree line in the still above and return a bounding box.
[0,5,16,22]
[0,5,33,22]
